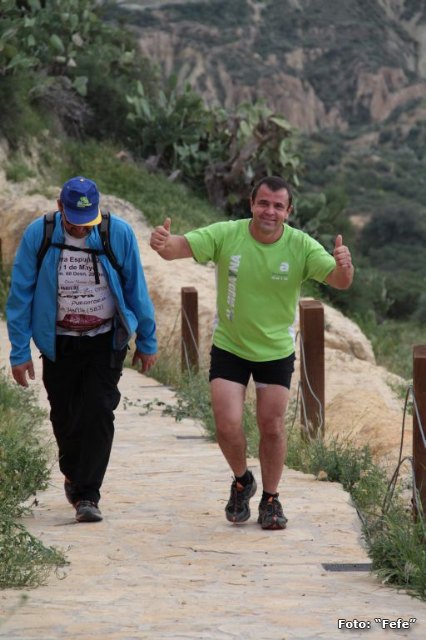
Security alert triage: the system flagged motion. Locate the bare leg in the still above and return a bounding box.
[256,384,290,494]
[210,378,247,476]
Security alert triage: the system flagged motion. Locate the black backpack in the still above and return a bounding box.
[36,211,123,283]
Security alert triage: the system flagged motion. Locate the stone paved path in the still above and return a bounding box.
[0,321,424,639]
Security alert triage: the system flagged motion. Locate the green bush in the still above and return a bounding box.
[144,0,253,29]
[293,185,354,249]
[285,417,387,503]
[0,517,66,589]
[412,293,426,324]
[0,73,49,147]
[0,373,50,513]
[5,159,36,182]
[359,318,424,379]
[126,82,302,214]
[0,371,67,588]
[360,207,426,252]
[321,261,391,323]
[367,511,426,598]
[0,0,158,144]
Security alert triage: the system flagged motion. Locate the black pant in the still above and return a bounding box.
[42,331,126,504]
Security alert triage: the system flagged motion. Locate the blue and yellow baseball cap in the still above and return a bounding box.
[60,176,102,226]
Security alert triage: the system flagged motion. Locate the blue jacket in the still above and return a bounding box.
[7,212,157,366]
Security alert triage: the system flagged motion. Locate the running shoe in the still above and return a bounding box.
[75,500,103,523]
[258,495,288,530]
[225,472,257,523]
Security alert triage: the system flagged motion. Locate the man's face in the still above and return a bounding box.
[58,200,91,239]
[62,214,91,238]
[250,184,292,238]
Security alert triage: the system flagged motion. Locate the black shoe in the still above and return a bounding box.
[75,500,103,523]
[64,478,77,506]
[258,495,288,530]
[225,472,257,523]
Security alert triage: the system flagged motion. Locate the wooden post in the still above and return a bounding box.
[299,300,325,438]
[181,287,199,373]
[413,345,426,518]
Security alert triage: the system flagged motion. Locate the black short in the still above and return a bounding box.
[209,345,296,389]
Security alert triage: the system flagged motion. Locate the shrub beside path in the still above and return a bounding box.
[0,320,424,639]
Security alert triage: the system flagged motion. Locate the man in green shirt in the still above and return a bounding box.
[150,176,354,530]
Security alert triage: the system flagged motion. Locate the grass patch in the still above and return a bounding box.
[286,422,385,495]
[0,371,68,589]
[0,518,66,590]
[5,160,36,183]
[357,316,424,380]
[366,510,426,597]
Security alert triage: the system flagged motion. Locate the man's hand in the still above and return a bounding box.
[132,350,157,374]
[150,217,171,253]
[12,360,35,387]
[333,234,352,270]
[325,234,354,290]
[149,218,193,260]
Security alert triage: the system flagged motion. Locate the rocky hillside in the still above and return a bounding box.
[111,0,426,133]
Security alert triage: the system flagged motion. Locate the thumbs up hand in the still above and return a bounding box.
[149,217,193,260]
[150,217,172,253]
[333,234,352,270]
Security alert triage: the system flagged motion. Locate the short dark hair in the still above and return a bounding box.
[250,176,293,207]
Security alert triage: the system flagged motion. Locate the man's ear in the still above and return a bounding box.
[57,199,63,212]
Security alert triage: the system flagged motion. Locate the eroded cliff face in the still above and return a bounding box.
[117,0,426,133]
[378,0,426,76]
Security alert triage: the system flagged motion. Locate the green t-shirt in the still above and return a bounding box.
[185,219,336,361]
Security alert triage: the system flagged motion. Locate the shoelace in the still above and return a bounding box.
[76,500,98,509]
[232,483,250,509]
[264,498,283,516]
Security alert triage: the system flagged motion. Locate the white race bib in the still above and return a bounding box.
[56,231,116,335]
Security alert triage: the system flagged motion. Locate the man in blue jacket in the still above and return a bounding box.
[7,176,157,523]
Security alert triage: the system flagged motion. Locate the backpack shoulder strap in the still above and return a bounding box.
[36,211,56,271]
[98,210,123,276]
[36,210,123,278]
